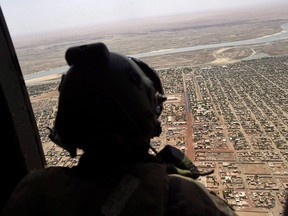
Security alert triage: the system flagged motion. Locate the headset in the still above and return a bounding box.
[128,56,167,118]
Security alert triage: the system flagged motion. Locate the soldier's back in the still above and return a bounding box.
[2,163,237,216]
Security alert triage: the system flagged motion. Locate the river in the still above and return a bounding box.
[24,22,288,81]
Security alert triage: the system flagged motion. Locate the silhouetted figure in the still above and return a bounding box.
[2,42,237,216]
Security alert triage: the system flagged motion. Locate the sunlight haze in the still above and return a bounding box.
[0,0,287,36]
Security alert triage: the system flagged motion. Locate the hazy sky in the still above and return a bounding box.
[0,0,286,36]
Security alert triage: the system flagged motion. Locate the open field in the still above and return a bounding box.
[242,163,271,175]
[13,3,288,77]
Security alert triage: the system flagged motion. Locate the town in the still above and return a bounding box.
[28,55,288,215]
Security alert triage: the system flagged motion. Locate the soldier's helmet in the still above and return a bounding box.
[49,42,167,157]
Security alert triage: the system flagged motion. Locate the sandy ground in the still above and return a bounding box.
[25,73,63,86]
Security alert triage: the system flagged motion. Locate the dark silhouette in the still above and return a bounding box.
[2,42,237,216]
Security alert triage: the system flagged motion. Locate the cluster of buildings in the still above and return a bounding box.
[28,55,288,214]
[155,56,288,213]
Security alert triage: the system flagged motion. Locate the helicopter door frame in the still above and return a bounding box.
[0,6,46,210]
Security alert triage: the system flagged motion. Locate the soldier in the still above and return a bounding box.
[2,42,237,216]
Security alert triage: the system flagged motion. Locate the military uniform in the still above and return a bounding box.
[2,162,237,216]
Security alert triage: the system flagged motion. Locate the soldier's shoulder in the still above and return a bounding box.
[167,174,238,216]
[17,166,71,187]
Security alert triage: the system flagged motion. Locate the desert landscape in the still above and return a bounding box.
[15,3,288,78]
[14,3,288,215]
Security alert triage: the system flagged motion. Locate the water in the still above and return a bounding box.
[24,65,69,81]
[24,22,288,81]
[132,22,288,58]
